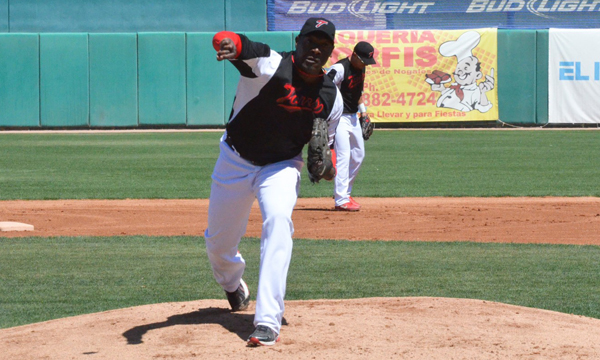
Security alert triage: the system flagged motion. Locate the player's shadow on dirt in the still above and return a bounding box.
[122,307,287,344]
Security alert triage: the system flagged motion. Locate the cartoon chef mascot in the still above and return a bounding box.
[426,31,495,113]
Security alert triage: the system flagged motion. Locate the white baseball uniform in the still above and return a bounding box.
[326,58,366,206]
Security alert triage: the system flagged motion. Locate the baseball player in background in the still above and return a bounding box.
[326,41,376,211]
[205,18,343,346]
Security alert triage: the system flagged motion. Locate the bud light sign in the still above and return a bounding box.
[268,0,600,30]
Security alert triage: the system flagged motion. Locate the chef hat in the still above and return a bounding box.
[439,31,481,62]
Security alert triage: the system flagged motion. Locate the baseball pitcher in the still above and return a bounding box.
[204,18,343,346]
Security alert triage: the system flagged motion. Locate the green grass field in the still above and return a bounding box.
[1,130,599,329]
[1,130,600,200]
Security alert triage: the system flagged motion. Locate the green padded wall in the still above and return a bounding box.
[226,0,266,32]
[40,33,89,127]
[187,33,225,126]
[0,0,7,32]
[0,34,39,127]
[536,30,549,125]
[0,30,556,128]
[10,0,224,32]
[245,31,294,53]
[497,29,537,125]
[138,33,186,125]
[89,33,138,127]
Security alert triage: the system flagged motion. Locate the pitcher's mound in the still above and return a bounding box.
[1,297,599,359]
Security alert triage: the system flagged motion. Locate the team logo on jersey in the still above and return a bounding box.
[347,74,365,89]
[277,84,324,114]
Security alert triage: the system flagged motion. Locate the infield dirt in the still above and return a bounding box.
[1,197,599,359]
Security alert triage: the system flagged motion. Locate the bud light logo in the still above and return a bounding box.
[468,0,600,18]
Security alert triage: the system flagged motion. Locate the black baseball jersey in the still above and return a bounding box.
[326,57,365,114]
[224,34,342,166]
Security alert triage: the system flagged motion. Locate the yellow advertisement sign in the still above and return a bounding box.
[329,29,498,122]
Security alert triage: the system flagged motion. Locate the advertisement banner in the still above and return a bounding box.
[549,29,600,124]
[268,0,600,30]
[328,29,498,122]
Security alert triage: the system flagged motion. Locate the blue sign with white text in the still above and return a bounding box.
[268,0,600,30]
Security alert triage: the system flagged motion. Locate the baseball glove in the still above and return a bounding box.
[359,114,374,140]
[306,117,335,184]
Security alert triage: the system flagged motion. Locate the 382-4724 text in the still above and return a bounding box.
[362,92,437,107]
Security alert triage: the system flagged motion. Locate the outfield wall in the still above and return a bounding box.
[0,0,266,33]
[0,30,548,128]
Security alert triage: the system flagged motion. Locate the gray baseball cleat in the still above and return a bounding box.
[247,325,280,346]
[226,279,250,312]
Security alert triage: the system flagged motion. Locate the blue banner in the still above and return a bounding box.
[268,0,600,30]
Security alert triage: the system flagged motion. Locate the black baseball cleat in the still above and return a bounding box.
[247,325,280,346]
[226,279,250,312]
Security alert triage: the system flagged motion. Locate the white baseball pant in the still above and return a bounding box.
[204,135,302,334]
[334,113,365,206]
